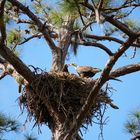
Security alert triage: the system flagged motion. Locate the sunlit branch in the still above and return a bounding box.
[109,62,140,78]
[97,0,103,9]
[91,0,102,24]
[17,19,33,24]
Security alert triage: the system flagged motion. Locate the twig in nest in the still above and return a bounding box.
[58,82,64,110]
[28,65,43,74]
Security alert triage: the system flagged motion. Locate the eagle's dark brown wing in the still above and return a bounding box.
[76,66,101,78]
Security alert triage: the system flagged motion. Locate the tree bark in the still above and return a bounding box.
[51,49,64,72]
[109,62,140,78]
[0,46,35,83]
[51,17,74,72]
[51,124,82,140]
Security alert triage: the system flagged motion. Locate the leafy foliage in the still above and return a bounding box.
[123,19,139,31]
[49,11,65,27]
[6,29,23,56]
[0,113,20,139]
[49,0,86,27]
[124,110,140,136]
[0,112,38,140]
[7,29,22,45]
[59,0,85,17]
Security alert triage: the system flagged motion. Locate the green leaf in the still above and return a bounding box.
[49,11,64,27]
[124,120,138,134]
[7,29,22,45]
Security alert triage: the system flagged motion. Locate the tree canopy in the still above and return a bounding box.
[0,0,140,140]
[125,109,140,140]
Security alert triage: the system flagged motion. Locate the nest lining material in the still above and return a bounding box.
[19,72,113,129]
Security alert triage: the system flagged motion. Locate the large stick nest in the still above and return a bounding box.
[19,72,114,129]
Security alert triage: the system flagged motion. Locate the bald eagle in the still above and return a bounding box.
[70,63,102,78]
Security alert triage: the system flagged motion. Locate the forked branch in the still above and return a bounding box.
[104,15,136,36]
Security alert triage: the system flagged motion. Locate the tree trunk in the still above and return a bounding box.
[50,16,74,72]
[51,49,64,72]
[51,123,82,140]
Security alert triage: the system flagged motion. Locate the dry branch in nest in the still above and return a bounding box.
[18,72,116,130]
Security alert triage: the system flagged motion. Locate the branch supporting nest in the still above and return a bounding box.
[19,72,116,132]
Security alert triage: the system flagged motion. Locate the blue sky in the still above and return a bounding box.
[1,1,140,140]
[1,36,140,140]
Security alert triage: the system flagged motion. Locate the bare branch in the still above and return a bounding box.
[80,1,140,15]
[8,0,57,51]
[104,3,140,11]
[104,15,136,36]
[17,19,33,24]
[18,32,58,46]
[0,45,35,83]
[90,0,96,8]
[18,34,42,45]
[97,0,103,9]
[109,62,140,78]
[79,40,113,56]
[84,34,140,48]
